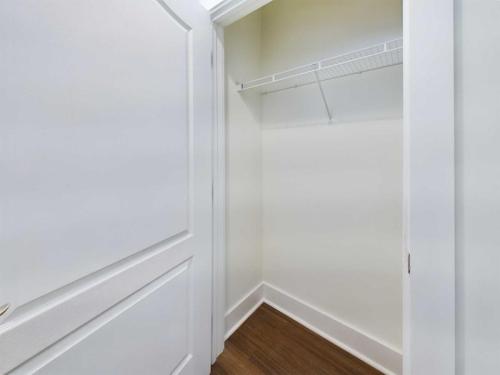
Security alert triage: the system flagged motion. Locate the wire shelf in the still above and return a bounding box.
[238,38,403,95]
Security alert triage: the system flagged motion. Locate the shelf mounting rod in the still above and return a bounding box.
[314,71,333,123]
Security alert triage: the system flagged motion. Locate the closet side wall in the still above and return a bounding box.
[225,12,263,313]
[261,0,403,352]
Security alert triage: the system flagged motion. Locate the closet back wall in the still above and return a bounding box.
[261,0,403,127]
[260,0,403,351]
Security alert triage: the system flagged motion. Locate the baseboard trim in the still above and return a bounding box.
[223,282,402,374]
[263,283,402,375]
[224,283,264,340]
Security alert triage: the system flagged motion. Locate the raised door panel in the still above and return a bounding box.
[0,0,191,313]
[16,262,192,375]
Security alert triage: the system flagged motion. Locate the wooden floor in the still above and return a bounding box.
[211,304,382,375]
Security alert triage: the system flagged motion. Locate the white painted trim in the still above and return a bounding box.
[211,24,226,363]
[263,283,402,375]
[210,0,272,27]
[210,0,274,361]
[224,283,265,340]
[403,0,455,374]
[402,2,410,373]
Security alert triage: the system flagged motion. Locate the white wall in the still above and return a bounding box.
[455,0,500,374]
[260,0,402,75]
[260,0,403,351]
[262,120,403,350]
[224,11,263,312]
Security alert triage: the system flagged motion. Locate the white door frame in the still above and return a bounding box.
[210,21,227,362]
[210,1,456,373]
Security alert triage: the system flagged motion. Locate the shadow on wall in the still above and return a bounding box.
[260,64,403,129]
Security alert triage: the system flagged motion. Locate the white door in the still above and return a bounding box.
[0,0,213,374]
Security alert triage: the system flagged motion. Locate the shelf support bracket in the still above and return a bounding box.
[314,71,333,123]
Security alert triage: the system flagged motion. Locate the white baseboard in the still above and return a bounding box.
[263,283,403,375]
[224,283,264,340]
[224,281,402,375]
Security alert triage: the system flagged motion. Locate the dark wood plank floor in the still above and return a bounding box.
[211,304,382,375]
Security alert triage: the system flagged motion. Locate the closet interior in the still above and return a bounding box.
[223,0,403,373]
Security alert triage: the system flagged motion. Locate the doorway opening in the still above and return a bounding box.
[215,1,403,373]
[211,0,456,374]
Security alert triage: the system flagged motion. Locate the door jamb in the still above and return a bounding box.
[211,22,226,362]
[402,0,455,374]
[210,1,456,373]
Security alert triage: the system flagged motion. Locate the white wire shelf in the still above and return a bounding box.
[238,38,403,95]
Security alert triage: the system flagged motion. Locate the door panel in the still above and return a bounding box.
[0,0,191,312]
[0,0,212,373]
[26,262,191,375]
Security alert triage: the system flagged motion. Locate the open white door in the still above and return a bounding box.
[0,0,213,374]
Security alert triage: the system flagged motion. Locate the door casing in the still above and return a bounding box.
[210,1,456,374]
